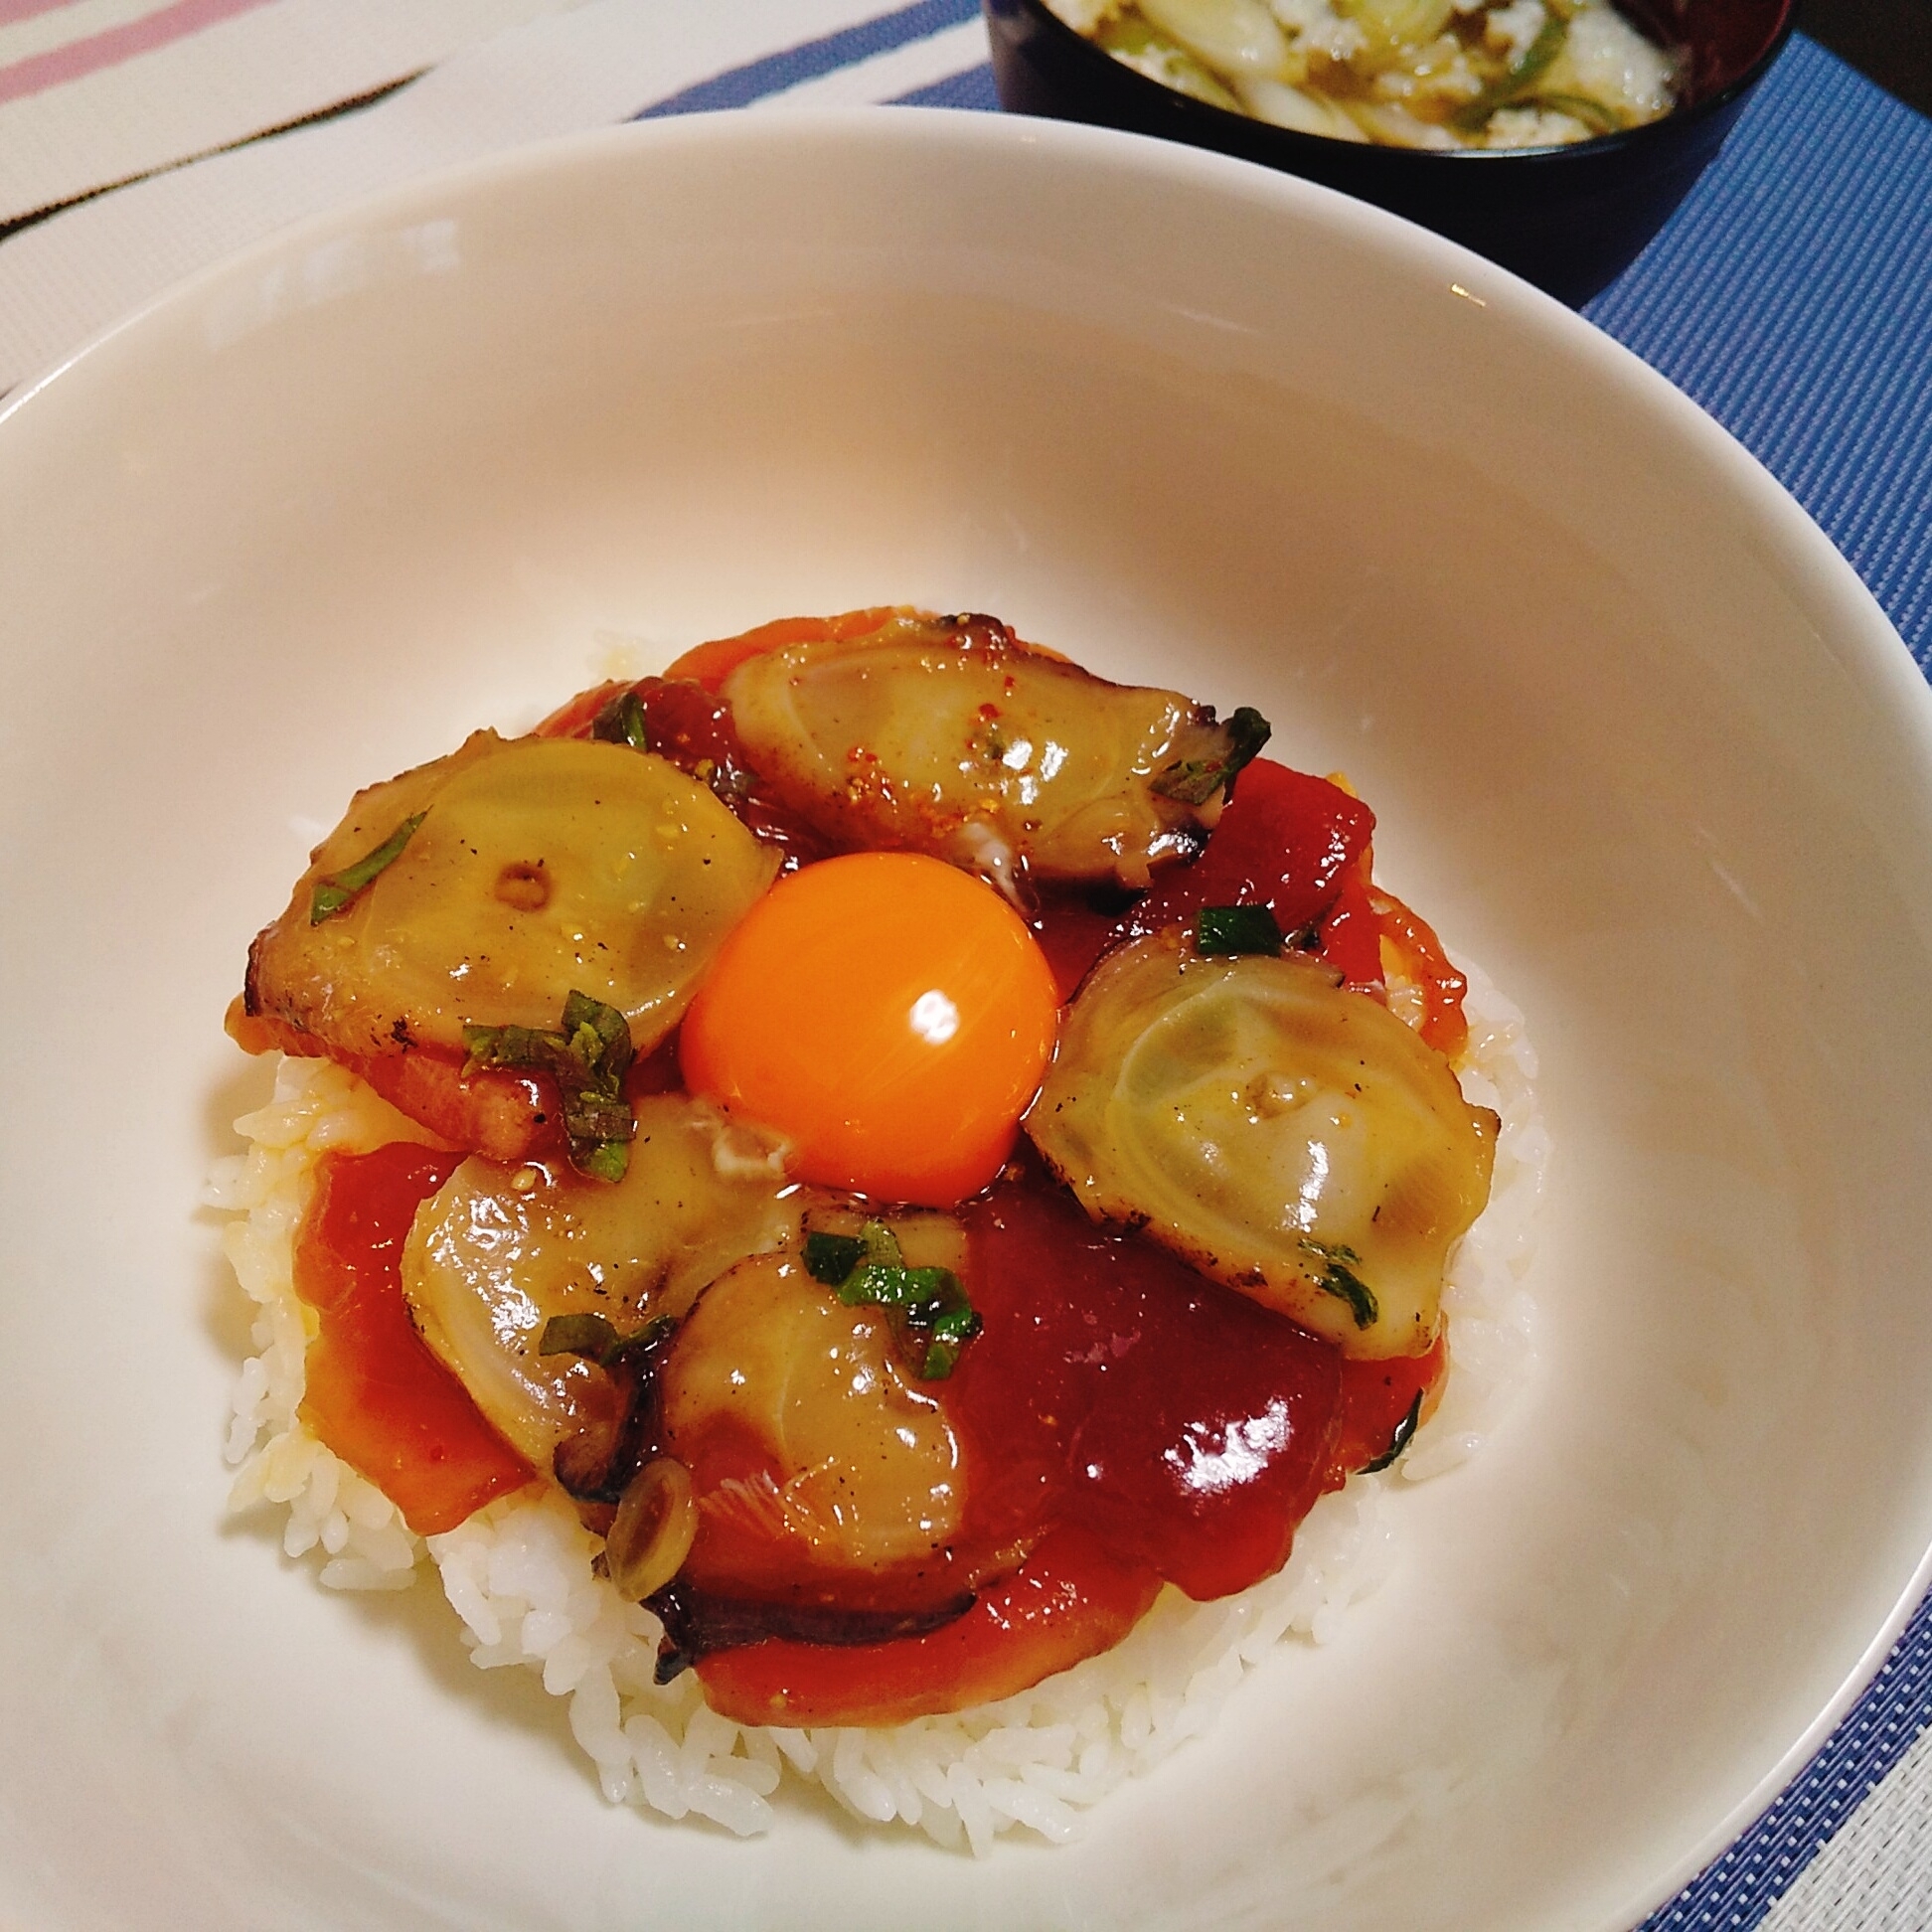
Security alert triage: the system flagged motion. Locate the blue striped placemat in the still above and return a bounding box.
[634,0,995,119]
[1586,35,1932,680]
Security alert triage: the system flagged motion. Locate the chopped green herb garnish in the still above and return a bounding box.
[464,988,636,1182]
[538,1310,671,1370]
[1151,707,1272,806]
[563,988,629,1071]
[804,1218,983,1379]
[837,1263,963,1315]
[1360,1389,1423,1474]
[564,1089,634,1144]
[919,1336,969,1379]
[1299,1236,1378,1329]
[1196,904,1283,957]
[308,811,426,923]
[575,1138,631,1185]
[858,1219,901,1269]
[804,1230,865,1285]
[538,1311,621,1362]
[591,689,651,751]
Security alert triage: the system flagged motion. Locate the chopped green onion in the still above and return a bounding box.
[858,1219,902,1269]
[537,1309,670,1369]
[563,987,630,1061]
[836,1262,907,1307]
[1299,1236,1378,1329]
[835,1261,975,1321]
[591,689,651,751]
[538,1312,622,1361]
[464,988,636,1182]
[1196,905,1284,957]
[1093,14,1242,110]
[924,1301,983,1345]
[804,1218,983,1379]
[919,1337,967,1379]
[308,811,426,923]
[804,1231,865,1285]
[1360,1389,1424,1473]
[575,1138,631,1185]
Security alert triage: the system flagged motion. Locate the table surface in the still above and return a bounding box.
[2,4,1929,1926]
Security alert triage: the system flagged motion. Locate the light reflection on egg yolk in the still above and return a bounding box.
[679,853,1060,1207]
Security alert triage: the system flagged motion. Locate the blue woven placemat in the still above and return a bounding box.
[1641,1590,1932,1927]
[636,18,1932,1924]
[1588,36,1932,679]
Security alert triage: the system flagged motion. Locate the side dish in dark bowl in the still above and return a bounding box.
[984,0,1795,302]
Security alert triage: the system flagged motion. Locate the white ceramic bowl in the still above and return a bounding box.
[3,109,1930,1931]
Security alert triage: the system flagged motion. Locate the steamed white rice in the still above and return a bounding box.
[209,961,1544,1852]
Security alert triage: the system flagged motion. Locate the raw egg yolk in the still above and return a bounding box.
[679,853,1060,1207]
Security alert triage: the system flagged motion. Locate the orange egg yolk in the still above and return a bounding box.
[679,853,1061,1207]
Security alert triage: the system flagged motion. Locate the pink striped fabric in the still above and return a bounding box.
[0,0,279,106]
[0,0,92,23]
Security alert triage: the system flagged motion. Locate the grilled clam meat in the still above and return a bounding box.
[244,730,779,1060]
[400,1095,798,1467]
[661,1244,966,1581]
[1027,934,1495,1358]
[722,611,1269,890]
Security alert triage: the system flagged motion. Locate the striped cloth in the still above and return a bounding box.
[0,0,586,223]
[2,3,1930,1923]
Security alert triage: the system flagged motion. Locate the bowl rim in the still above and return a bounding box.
[988,0,1800,165]
[1,102,1926,1932]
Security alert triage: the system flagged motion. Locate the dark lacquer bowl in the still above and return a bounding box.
[983,0,1795,303]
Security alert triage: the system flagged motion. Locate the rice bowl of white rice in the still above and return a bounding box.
[3,109,1932,1931]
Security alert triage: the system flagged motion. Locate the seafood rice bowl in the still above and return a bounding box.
[212,608,1546,1851]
